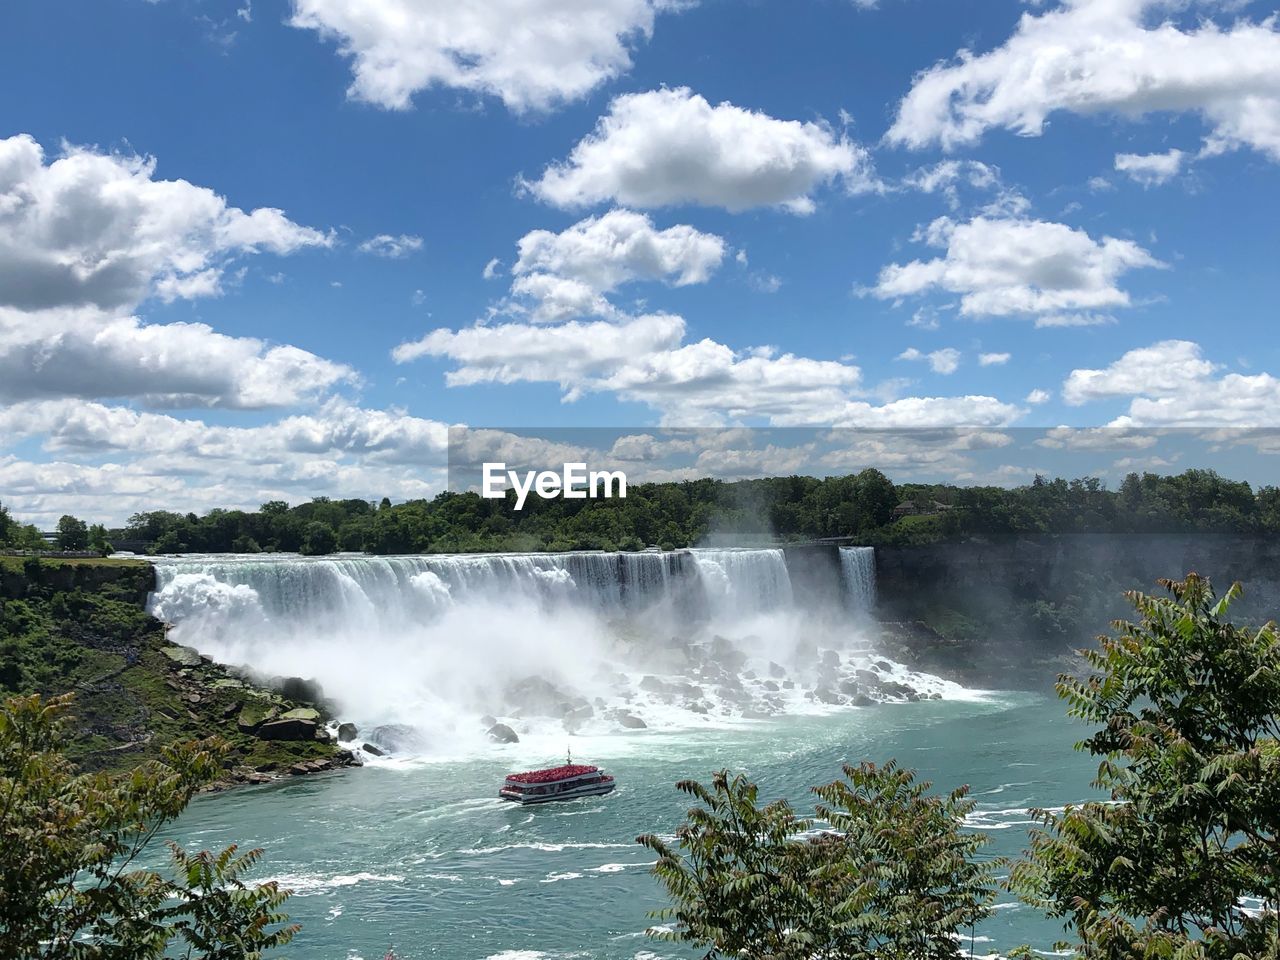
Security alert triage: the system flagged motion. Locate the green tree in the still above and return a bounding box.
[0,500,13,546]
[88,523,113,556]
[299,521,338,556]
[56,515,89,551]
[1010,574,1280,959]
[0,694,298,959]
[639,764,996,960]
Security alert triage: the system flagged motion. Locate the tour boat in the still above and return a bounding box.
[499,753,616,805]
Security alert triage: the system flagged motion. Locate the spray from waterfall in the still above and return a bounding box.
[148,547,972,756]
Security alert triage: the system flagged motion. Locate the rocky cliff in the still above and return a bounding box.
[0,556,356,787]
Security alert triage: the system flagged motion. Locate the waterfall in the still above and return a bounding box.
[143,545,950,746]
[688,548,794,618]
[839,546,877,613]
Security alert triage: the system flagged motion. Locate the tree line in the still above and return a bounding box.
[5,467,1280,556]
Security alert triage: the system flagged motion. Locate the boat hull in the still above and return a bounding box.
[499,781,617,805]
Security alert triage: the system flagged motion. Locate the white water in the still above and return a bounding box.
[148,547,974,757]
[839,546,877,612]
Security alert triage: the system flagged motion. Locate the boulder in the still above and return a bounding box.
[337,722,359,742]
[487,722,519,744]
[505,676,570,717]
[361,742,385,757]
[813,687,843,705]
[236,703,278,733]
[280,707,321,722]
[479,714,497,728]
[275,676,324,704]
[162,645,202,667]
[256,717,317,741]
[615,712,647,729]
[369,724,427,753]
[768,661,787,678]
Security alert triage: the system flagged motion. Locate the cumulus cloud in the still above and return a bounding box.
[887,0,1280,161]
[871,215,1164,318]
[526,87,876,214]
[978,352,1011,366]
[0,398,451,525]
[897,346,962,374]
[1063,339,1280,426]
[290,0,682,112]
[1114,148,1186,185]
[0,134,331,312]
[509,209,725,320]
[0,306,354,408]
[358,233,424,258]
[1026,388,1051,404]
[395,312,1023,429]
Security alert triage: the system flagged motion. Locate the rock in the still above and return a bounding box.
[275,676,324,704]
[487,723,519,744]
[337,722,359,742]
[814,687,843,705]
[236,703,278,733]
[505,676,569,717]
[479,715,497,728]
[279,707,321,722]
[851,694,876,707]
[162,645,202,667]
[768,661,787,678]
[782,680,795,689]
[369,723,426,753]
[210,678,244,689]
[929,692,942,700]
[762,680,779,692]
[256,717,318,741]
[361,742,385,757]
[686,701,709,714]
[855,669,880,685]
[875,660,893,672]
[839,679,860,696]
[820,649,841,669]
[615,712,647,729]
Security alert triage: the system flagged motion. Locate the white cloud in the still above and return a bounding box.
[897,346,961,374]
[1114,148,1185,186]
[397,312,1023,429]
[289,0,683,113]
[0,398,451,525]
[358,233,424,258]
[482,257,503,279]
[978,352,1011,366]
[510,209,725,320]
[871,215,1163,318]
[0,306,354,408]
[526,87,875,214]
[887,0,1280,162]
[391,313,687,393]
[1063,339,1216,405]
[1026,388,1051,404]
[1034,425,1158,450]
[1063,339,1280,426]
[0,134,331,312]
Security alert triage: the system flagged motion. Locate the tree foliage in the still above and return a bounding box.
[57,514,89,551]
[0,693,298,958]
[1010,574,1280,958]
[638,763,996,960]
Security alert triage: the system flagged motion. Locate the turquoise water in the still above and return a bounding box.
[163,691,1100,959]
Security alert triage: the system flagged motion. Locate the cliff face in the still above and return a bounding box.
[0,557,355,786]
[872,534,1280,683]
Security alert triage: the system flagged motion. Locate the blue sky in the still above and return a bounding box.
[2,0,1279,524]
